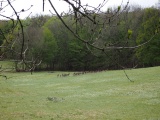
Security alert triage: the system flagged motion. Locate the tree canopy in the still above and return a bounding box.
[0,0,160,72]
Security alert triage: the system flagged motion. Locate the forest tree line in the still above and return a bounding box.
[0,6,160,71]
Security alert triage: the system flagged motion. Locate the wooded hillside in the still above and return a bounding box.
[0,6,160,71]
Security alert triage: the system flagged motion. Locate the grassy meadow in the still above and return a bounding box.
[0,65,160,120]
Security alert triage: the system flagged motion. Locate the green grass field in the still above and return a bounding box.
[0,66,160,120]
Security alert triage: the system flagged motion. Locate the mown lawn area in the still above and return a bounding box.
[0,66,160,120]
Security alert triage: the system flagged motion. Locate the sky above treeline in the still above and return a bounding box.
[0,0,158,19]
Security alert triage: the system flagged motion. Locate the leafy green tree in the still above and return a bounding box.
[41,26,58,69]
[136,8,160,66]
